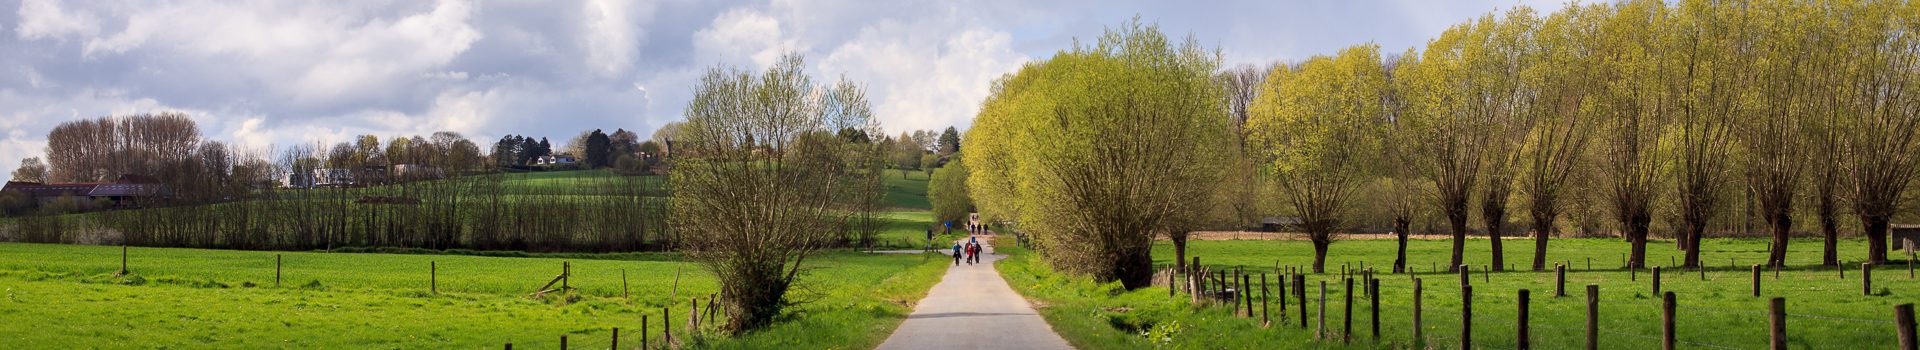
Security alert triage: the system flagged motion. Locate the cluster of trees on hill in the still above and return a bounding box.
[3,113,677,251]
[885,127,962,177]
[968,0,1920,289]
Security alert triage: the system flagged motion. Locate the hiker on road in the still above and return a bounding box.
[951,243,963,266]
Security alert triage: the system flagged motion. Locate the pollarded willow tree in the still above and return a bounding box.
[1737,0,1825,268]
[1248,44,1389,273]
[1836,0,1920,265]
[965,19,1232,289]
[1593,0,1671,270]
[671,53,885,333]
[1518,5,1600,271]
[1665,0,1747,268]
[1399,14,1506,272]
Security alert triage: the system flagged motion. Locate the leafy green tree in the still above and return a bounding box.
[965,19,1231,289]
[585,130,611,168]
[937,126,961,155]
[1248,44,1389,273]
[929,157,973,224]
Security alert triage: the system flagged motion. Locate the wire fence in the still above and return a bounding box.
[1178,259,1919,350]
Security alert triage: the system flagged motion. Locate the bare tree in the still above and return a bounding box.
[671,53,883,332]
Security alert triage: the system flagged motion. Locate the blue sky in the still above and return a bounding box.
[0,0,1565,182]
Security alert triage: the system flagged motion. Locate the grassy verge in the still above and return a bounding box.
[0,242,948,349]
[1001,237,1920,349]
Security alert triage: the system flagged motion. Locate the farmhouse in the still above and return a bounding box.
[0,174,170,210]
[284,168,357,188]
[536,155,578,165]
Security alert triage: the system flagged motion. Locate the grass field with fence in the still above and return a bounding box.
[1003,237,1920,349]
[0,241,948,349]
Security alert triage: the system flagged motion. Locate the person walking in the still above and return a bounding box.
[951,243,963,266]
[967,242,982,264]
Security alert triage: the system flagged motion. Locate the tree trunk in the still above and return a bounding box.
[1312,235,1331,274]
[1487,212,1506,272]
[1821,206,1839,266]
[1531,217,1552,271]
[1115,244,1156,289]
[1448,210,1469,272]
[1627,212,1650,269]
[722,269,791,334]
[1769,213,1794,269]
[1865,216,1891,265]
[1683,223,1703,268]
[1393,217,1410,274]
[1172,231,1189,276]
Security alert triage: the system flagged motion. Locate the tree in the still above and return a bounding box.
[1249,44,1389,273]
[911,130,938,153]
[1400,14,1499,272]
[1593,0,1670,269]
[890,132,924,177]
[585,130,612,168]
[937,126,961,155]
[1737,0,1822,268]
[929,157,973,224]
[11,157,48,183]
[1664,0,1745,268]
[671,53,883,332]
[1468,9,1540,272]
[1836,0,1920,265]
[1518,6,1599,271]
[965,19,1230,289]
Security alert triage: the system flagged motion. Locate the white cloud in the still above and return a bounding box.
[693,8,802,69]
[13,0,98,40]
[822,25,1027,134]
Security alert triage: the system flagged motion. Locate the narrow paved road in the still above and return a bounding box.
[875,237,1074,350]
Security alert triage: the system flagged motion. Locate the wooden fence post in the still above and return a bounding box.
[1482,264,1489,283]
[662,306,671,346]
[1752,264,1762,297]
[1586,257,1592,271]
[560,335,567,350]
[1370,278,1380,339]
[1631,264,1637,281]
[1769,297,1786,350]
[1245,274,1255,318]
[1343,278,1353,344]
[504,343,511,350]
[1318,280,1327,339]
[611,327,620,349]
[276,254,283,288]
[1864,263,1874,296]
[562,261,571,290]
[622,269,630,300]
[1661,291,1676,350]
[1519,289,1531,350]
[120,245,129,276]
[1839,261,1846,280]
[1896,303,1915,350]
[642,314,649,350]
[1458,265,1469,288]
[1261,273,1271,327]
[1652,266,1662,295]
[1297,275,1308,329]
[1555,264,1566,298]
[1413,278,1424,347]
[430,261,436,294]
[1278,271,1288,318]
[1699,262,1706,280]
[1461,284,1473,350]
[1586,284,1599,350]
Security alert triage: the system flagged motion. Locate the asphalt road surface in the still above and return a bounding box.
[875,237,1074,350]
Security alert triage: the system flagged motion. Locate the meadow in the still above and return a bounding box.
[0,242,949,349]
[1002,237,1920,349]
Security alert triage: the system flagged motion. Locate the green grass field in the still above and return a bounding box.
[0,241,948,349]
[882,170,931,210]
[1003,237,1920,349]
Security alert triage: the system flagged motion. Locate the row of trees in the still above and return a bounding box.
[968,0,1920,289]
[886,127,963,177]
[1256,0,1920,272]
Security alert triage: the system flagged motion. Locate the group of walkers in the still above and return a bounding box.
[951,236,984,266]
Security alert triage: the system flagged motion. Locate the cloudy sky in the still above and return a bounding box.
[0,0,1564,182]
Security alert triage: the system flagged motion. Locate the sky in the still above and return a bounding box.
[0,0,1567,182]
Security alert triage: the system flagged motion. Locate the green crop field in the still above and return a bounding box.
[1002,237,1920,349]
[0,242,948,349]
